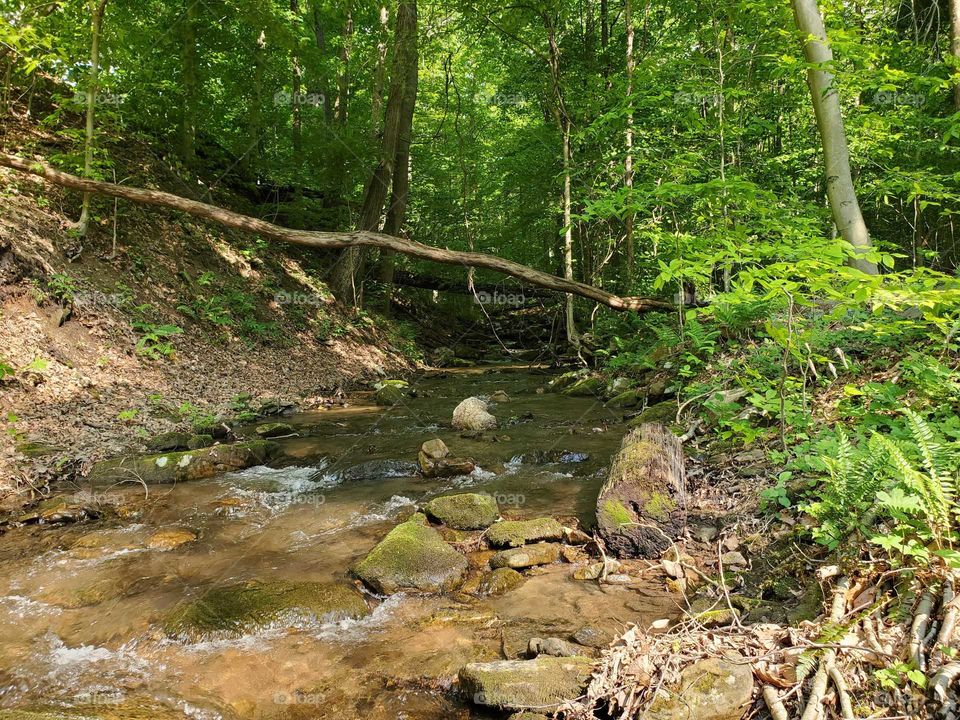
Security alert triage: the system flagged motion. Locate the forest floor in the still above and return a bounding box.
[0,96,419,510]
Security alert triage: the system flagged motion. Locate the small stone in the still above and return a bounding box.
[651,618,671,630]
[254,422,296,439]
[487,518,565,548]
[571,625,612,649]
[528,637,592,658]
[489,390,511,403]
[147,528,197,550]
[452,396,497,431]
[603,573,633,585]
[720,551,747,568]
[424,493,499,530]
[459,656,594,710]
[479,567,524,596]
[563,526,591,545]
[694,525,719,543]
[419,438,449,460]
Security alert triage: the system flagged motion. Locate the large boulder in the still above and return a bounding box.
[87,441,277,485]
[164,580,369,641]
[374,380,408,406]
[646,658,754,720]
[424,493,499,530]
[353,515,468,594]
[452,397,497,431]
[487,518,565,548]
[595,424,686,558]
[459,656,594,710]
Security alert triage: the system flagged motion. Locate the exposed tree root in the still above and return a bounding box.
[912,590,935,673]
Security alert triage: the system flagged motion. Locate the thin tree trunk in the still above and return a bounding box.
[791,0,878,274]
[291,0,303,159]
[247,30,266,175]
[0,153,673,313]
[624,0,635,283]
[951,0,960,109]
[379,3,418,313]
[329,0,416,305]
[308,0,335,123]
[371,4,390,138]
[334,3,353,125]
[179,0,198,169]
[544,12,579,349]
[76,0,108,238]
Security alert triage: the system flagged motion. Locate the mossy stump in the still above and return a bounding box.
[595,423,686,558]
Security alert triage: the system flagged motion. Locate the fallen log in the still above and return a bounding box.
[0,153,673,313]
[595,423,686,558]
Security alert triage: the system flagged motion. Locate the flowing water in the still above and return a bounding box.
[0,367,678,719]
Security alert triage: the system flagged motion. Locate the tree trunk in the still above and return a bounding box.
[379,2,418,313]
[247,30,266,175]
[544,12,579,350]
[179,0,198,169]
[0,153,673,313]
[291,0,303,159]
[308,0,335,123]
[624,0,635,283]
[334,3,353,124]
[791,0,878,274]
[76,0,108,238]
[371,4,390,138]
[951,0,960,109]
[329,0,417,306]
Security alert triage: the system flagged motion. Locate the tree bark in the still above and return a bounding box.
[179,0,198,169]
[76,0,108,238]
[334,2,353,124]
[379,1,418,312]
[791,0,878,274]
[308,0,335,123]
[624,0,635,283]
[543,11,579,349]
[951,0,960,109]
[0,153,672,313]
[247,30,267,175]
[330,0,417,306]
[291,0,303,159]
[371,4,390,138]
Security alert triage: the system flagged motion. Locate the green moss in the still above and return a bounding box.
[459,656,594,710]
[627,400,677,427]
[561,377,604,397]
[643,492,677,522]
[352,517,468,594]
[599,499,632,528]
[425,492,499,529]
[87,441,276,485]
[486,518,564,547]
[164,580,368,641]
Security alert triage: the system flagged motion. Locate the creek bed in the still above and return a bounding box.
[0,368,679,719]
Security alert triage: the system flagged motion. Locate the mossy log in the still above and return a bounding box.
[595,423,686,558]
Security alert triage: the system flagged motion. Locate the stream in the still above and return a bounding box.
[0,367,678,719]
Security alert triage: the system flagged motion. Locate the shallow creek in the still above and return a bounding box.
[0,367,679,719]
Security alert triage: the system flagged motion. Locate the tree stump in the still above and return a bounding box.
[595,423,686,558]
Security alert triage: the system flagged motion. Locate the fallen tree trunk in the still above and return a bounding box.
[596,423,686,558]
[388,270,550,298]
[0,153,672,313]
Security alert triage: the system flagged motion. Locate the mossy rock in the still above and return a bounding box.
[627,400,677,427]
[561,377,604,397]
[352,517,468,594]
[187,434,214,450]
[424,493,499,530]
[86,441,277,485]
[479,567,524,596]
[164,580,369,641]
[14,441,62,458]
[147,431,193,452]
[606,389,643,409]
[547,371,587,391]
[459,656,594,710]
[490,542,560,569]
[487,518,564,548]
[646,658,754,720]
[374,384,406,406]
[254,422,296,438]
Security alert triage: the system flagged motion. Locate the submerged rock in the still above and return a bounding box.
[254,422,296,439]
[459,656,594,710]
[87,441,277,485]
[452,397,497,431]
[561,376,604,397]
[353,515,468,594]
[164,580,368,641]
[147,528,198,550]
[646,658,754,720]
[595,424,686,558]
[424,493,499,530]
[479,567,524,596]
[490,542,560,569]
[489,390,511,403]
[486,518,564,548]
[337,459,419,482]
